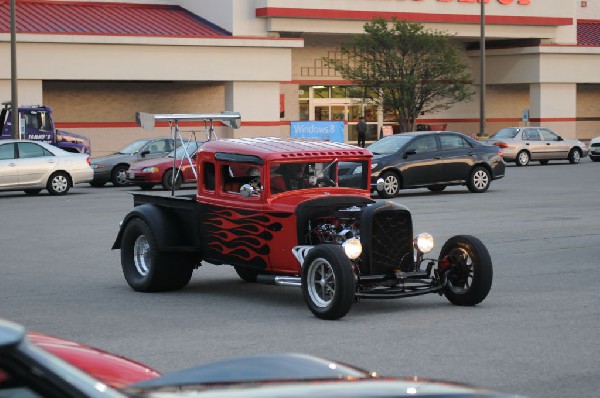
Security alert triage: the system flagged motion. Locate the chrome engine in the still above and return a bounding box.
[309,206,362,245]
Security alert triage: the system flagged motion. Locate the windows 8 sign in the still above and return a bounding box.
[290,121,345,143]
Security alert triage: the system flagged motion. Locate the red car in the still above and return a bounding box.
[126,141,203,191]
[0,318,160,396]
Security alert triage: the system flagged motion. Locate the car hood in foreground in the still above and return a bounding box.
[127,353,524,398]
[29,332,161,388]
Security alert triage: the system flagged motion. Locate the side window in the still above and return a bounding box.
[410,135,438,154]
[440,134,471,151]
[24,112,40,130]
[221,164,262,195]
[17,143,50,159]
[0,143,15,160]
[539,129,559,141]
[38,112,52,132]
[523,129,541,141]
[203,162,215,191]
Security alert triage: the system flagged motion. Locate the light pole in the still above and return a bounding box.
[10,0,19,139]
[479,0,486,136]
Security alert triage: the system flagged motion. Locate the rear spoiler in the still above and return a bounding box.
[136,111,241,131]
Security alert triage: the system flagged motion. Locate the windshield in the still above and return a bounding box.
[118,139,152,154]
[167,142,202,159]
[490,128,519,139]
[367,135,412,155]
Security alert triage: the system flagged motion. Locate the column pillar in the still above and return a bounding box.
[529,83,577,138]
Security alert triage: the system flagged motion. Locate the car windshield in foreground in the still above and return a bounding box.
[367,135,413,155]
[118,139,151,154]
[168,142,202,159]
[490,128,519,139]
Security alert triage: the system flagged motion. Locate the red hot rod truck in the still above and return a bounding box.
[112,112,493,320]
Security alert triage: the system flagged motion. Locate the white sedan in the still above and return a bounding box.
[589,137,600,162]
[0,139,93,195]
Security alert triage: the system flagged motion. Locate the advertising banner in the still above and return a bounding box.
[290,121,345,143]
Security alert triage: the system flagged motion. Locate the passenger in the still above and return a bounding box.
[270,163,310,193]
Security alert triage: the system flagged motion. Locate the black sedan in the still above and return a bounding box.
[368,131,505,198]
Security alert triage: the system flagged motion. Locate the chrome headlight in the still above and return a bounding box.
[342,238,362,260]
[141,167,159,173]
[413,233,434,254]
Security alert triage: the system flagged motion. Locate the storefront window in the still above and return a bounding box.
[331,86,347,98]
[315,106,330,120]
[313,86,330,99]
[299,85,309,99]
[331,106,345,121]
[299,100,309,120]
[349,105,362,122]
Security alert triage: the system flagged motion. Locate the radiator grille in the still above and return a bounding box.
[369,210,414,273]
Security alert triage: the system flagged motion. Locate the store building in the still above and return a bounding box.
[1,0,599,154]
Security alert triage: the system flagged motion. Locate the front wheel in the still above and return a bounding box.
[515,150,530,167]
[438,235,493,306]
[120,218,194,292]
[47,172,70,196]
[467,166,491,193]
[111,165,129,187]
[301,245,355,320]
[568,149,581,164]
[377,171,400,199]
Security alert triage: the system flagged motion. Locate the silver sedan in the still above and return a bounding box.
[484,127,588,166]
[0,139,93,195]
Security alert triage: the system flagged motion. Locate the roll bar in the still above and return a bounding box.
[134,111,241,196]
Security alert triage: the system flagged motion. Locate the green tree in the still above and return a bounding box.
[325,18,474,132]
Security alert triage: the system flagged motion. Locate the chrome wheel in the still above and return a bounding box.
[306,258,336,308]
[115,169,128,185]
[133,235,151,276]
[516,151,529,166]
[472,170,489,190]
[446,248,474,294]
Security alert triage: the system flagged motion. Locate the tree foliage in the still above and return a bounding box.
[325,18,474,132]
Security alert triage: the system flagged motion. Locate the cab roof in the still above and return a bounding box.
[199,137,371,163]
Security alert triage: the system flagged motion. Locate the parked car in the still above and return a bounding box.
[0,318,160,397]
[126,353,525,398]
[364,131,505,198]
[0,139,92,196]
[588,136,600,162]
[90,138,177,187]
[126,141,204,191]
[484,127,588,166]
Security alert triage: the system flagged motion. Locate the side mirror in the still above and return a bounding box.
[557,136,563,141]
[404,149,417,158]
[140,150,150,157]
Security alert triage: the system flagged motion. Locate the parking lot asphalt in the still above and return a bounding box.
[1,157,599,398]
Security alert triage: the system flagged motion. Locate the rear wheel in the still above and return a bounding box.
[568,148,581,164]
[467,166,491,193]
[162,169,182,191]
[301,245,355,320]
[47,172,70,196]
[438,235,493,306]
[121,218,195,292]
[515,150,530,166]
[377,171,400,199]
[111,165,129,187]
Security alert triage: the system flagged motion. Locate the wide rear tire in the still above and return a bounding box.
[438,235,492,306]
[120,218,195,292]
[301,245,355,320]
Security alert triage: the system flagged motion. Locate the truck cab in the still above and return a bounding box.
[1,103,91,154]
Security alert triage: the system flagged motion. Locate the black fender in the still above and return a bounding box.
[111,204,202,255]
